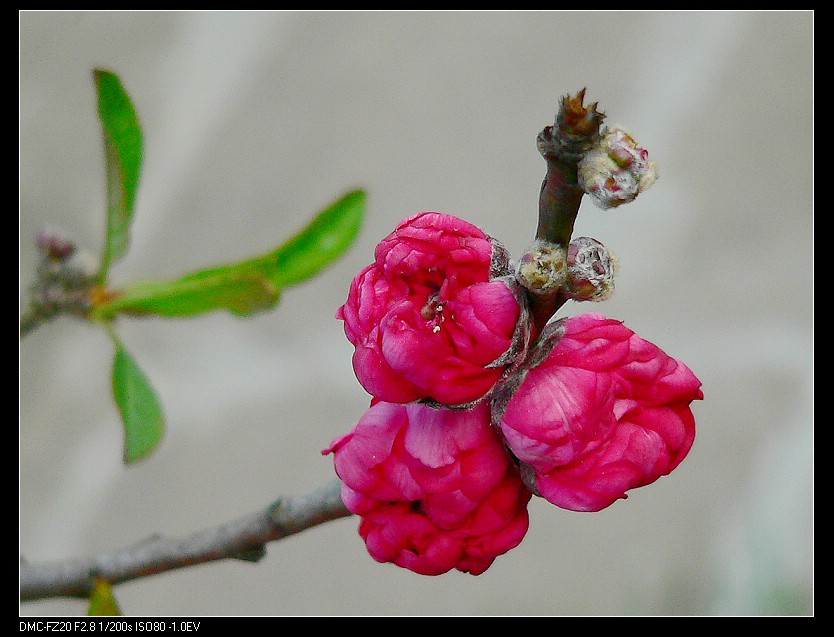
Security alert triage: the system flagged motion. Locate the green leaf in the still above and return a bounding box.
[94,271,281,319]
[88,577,123,616]
[91,189,366,319]
[95,68,143,284]
[111,333,165,464]
[258,188,366,289]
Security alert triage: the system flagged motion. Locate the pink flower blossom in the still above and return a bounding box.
[323,401,532,575]
[498,312,703,512]
[337,212,527,407]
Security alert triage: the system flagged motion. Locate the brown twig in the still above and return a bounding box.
[20,479,351,602]
[523,89,605,338]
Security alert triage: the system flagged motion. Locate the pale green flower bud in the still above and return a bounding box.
[515,240,568,296]
[578,127,658,209]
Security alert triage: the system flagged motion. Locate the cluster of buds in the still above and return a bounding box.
[516,235,617,305]
[26,226,99,322]
[324,91,702,576]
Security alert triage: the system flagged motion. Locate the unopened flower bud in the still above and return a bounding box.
[33,226,99,294]
[563,236,617,302]
[35,226,76,261]
[578,127,658,209]
[515,240,568,296]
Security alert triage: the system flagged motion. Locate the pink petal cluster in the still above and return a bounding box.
[323,401,531,575]
[498,313,703,512]
[329,212,702,575]
[337,212,525,407]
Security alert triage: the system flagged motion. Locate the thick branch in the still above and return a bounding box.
[20,479,351,602]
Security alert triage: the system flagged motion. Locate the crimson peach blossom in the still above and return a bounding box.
[323,401,531,575]
[337,212,528,407]
[498,313,703,512]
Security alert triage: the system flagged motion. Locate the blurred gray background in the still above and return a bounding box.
[20,11,813,616]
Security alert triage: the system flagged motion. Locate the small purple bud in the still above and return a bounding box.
[563,237,617,302]
[35,226,76,261]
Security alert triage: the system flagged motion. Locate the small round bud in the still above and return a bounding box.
[578,127,658,209]
[35,226,76,261]
[515,240,568,295]
[563,236,617,302]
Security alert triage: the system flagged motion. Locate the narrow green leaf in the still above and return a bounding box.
[95,69,143,283]
[88,577,123,616]
[111,333,165,464]
[258,188,366,288]
[91,189,365,320]
[94,271,281,318]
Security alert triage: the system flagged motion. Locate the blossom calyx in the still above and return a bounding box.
[337,212,530,407]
